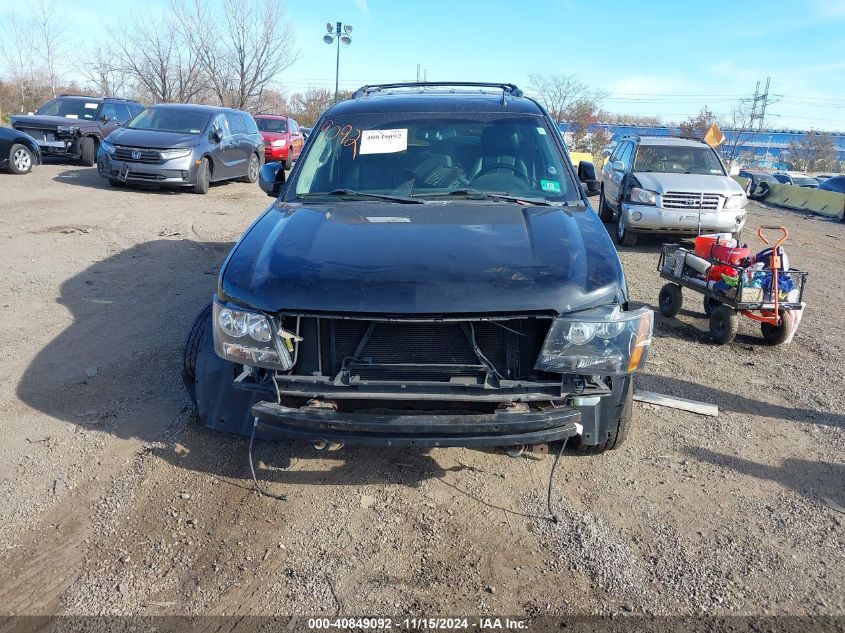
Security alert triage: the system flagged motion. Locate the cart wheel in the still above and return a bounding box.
[760,309,794,346]
[709,306,738,344]
[703,296,721,317]
[658,283,683,317]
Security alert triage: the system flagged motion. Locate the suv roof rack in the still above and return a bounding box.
[622,134,709,144]
[353,82,524,99]
[57,94,139,103]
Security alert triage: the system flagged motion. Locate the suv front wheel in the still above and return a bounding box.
[616,212,638,247]
[598,188,615,222]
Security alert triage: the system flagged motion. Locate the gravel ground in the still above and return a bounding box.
[0,163,842,623]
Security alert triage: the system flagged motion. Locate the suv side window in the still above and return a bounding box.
[113,104,132,123]
[290,119,299,134]
[211,113,229,139]
[242,114,259,134]
[226,112,246,134]
[620,142,634,171]
[100,103,117,122]
[609,142,624,162]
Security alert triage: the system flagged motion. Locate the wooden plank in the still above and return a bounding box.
[634,390,719,417]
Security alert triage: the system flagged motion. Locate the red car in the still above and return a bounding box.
[254,114,306,168]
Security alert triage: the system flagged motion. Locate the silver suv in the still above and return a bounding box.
[598,136,747,246]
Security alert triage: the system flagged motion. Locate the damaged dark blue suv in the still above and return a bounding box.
[183,82,652,454]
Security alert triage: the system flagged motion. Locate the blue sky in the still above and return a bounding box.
[4,0,845,130]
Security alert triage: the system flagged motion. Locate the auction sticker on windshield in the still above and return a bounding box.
[360,129,408,155]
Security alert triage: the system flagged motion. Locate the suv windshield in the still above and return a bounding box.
[36,98,100,121]
[792,176,817,186]
[126,108,211,135]
[633,144,725,175]
[291,113,579,202]
[256,118,288,133]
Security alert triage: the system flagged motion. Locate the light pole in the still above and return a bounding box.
[323,21,352,102]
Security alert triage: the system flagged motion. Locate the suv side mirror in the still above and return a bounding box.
[578,160,601,196]
[212,129,223,143]
[611,160,625,173]
[259,161,286,197]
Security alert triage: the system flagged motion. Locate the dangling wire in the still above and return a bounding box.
[248,419,287,501]
[546,436,569,523]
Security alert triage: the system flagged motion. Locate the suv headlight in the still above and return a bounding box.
[723,194,746,210]
[629,187,657,205]
[212,300,294,370]
[100,140,115,155]
[159,148,192,161]
[271,139,287,147]
[535,307,653,375]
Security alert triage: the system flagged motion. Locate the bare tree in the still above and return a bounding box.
[31,0,71,98]
[256,88,290,115]
[115,13,205,103]
[528,73,604,122]
[79,46,129,97]
[0,13,37,112]
[786,131,837,172]
[289,87,352,126]
[175,0,299,110]
[567,99,611,156]
[679,106,717,138]
[721,101,756,167]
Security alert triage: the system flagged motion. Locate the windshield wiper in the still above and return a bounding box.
[314,189,424,204]
[442,188,584,207]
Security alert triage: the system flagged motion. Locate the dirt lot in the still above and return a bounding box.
[0,162,843,624]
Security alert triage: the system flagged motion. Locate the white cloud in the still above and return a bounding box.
[353,0,370,15]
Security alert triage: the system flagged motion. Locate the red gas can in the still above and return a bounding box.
[711,244,751,265]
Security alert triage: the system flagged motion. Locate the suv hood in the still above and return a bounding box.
[260,131,289,141]
[633,172,744,196]
[221,201,625,316]
[105,127,200,149]
[12,114,97,130]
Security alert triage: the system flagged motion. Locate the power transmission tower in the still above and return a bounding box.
[749,77,771,130]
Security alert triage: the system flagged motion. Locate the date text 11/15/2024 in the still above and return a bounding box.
[307,617,529,630]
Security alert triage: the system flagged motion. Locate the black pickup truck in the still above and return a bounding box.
[11,95,143,166]
[183,82,653,454]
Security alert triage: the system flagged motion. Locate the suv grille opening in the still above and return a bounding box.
[663,191,720,210]
[316,318,550,382]
[114,146,162,163]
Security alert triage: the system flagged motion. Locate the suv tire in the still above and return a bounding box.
[575,377,634,454]
[78,137,96,167]
[616,213,638,247]
[182,303,212,406]
[193,157,210,194]
[598,189,615,222]
[8,144,34,174]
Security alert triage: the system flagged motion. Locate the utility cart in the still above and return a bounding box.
[656,226,807,345]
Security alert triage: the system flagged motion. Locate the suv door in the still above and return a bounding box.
[605,141,631,207]
[210,113,236,179]
[225,111,251,177]
[98,103,122,138]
